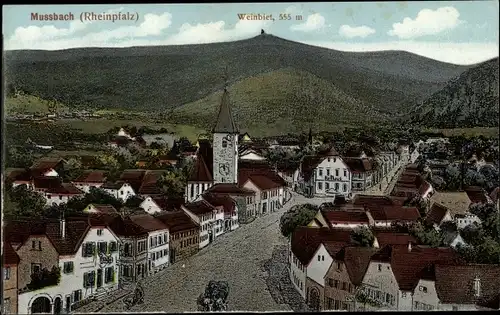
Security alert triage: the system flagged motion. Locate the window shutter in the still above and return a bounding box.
[83,273,88,288]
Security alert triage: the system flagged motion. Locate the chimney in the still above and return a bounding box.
[60,218,66,238]
[408,241,412,252]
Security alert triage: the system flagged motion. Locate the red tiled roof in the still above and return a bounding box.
[336,246,378,286]
[45,219,91,255]
[30,157,63,172]
[391,245,463,292]
[105,215,149,238]
[207,183,255,196]
[203,193,236,215]
[155,211,199,233]
[150,196,184,211]
[353,194,395,207]
[3,241,20,265]
[322,210,370,225]
[47,183,83,195]
[101,181,127,190]
[189,154,213,182]
[465,186,489,204]
[130,214,168,232]
[373,231,418,248]
[435,264,500,304]
[120,169,147,191]
[344,158,374,173]
[300,155,325,181]
[183,200,216,216]
[138,170,164,195]
[33,176,63,190]
[291,227,353,265]
[243,175,283,190]
[73,170,107,183]
[369,206,420,222]
[425,203,450,225]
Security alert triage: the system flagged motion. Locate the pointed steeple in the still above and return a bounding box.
[213,66,238,134]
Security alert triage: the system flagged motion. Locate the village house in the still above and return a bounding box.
[139,196,171,215]
[129,214,170,274]
[202,193,240,232]
[83,204,119,215]
[239,147,266,161]
[344,157,375,191]
[425,202,453,230]
[3,241,20,314]
[322,246,378,311]
[289,227,353,300]
[465,186,492,205]
[277,164,300,191]
[30,157,66,178]
[155,211,199,264]
[308,209,372,229]
[101,181,136,202]
[367,206,421,228]
[239,169,285,216]
[455,213,482,229]
[297,147,352,198]
[182,201,221,248]
[205,183,257,223]
[72,170,107,193]
[371,230,418,249]
[43,182,85,206]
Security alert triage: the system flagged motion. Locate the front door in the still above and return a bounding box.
[65,296,71,313]
[309,288,320,311]
[262,202,267,214]
[53,297,62,314]
[97,269,103,288]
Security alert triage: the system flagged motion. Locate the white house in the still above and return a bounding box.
[101,181,136,202]
[182,201,216,249]
[18,218,120,314]
[298,147,352,198]
[139,196,169,215]
[83,204,119,215]
[129,214,170,274]
[72,171,107,193]
[42,183,84,206]
[240,173,285,215]
[239,148,266,161]
[455,213,482,229]
[309,209,371,229]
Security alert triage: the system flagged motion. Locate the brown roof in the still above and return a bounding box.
[103,215,149,238]
[203,193,236,215]
[336,246,378,286]
[7,168,32,182]
[291,227,353,265]
[129,214,168,232]
[73,170,107,183]
[390,245,463,292]
[322,209,370,225]
[47,183,83,195]
[465,186,489,204]
[189,154,213,182]
[101,181,127,190]
[155,211,199,233]
[45,219,91,255]
[243,175,283,190]
[33,176,63,190]
[369,206,420,222]
[151,196,184,211]
[353,194,395,207]
[184,200,216,216]
[344,158,374,173]
[238,167,287,188]
[3,241,20,265]
[300,155,325,181]
[435,264,500,304]
[120,169,147,191]
[89,204,119,214]
[418,181,432,195]
[373,231,418,248]
[425,203,450,225]
[30,157,63,172]
[138,170,164,195]
[206,183,255,196]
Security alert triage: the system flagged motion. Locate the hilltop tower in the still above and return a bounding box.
[212,68,239,184]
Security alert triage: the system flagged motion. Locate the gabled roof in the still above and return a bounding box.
[184,200,216,216]
[3,241,20,265]
[435,264,500,304]
[373,231,418,248]
[101,181,127,190]
[336,246,378,286]
[203,193,236,214]
[138,170,165,195]
[425,202,450,225]
[291,227,353,265]
[33,176,63,190]
[243,175,283,191]
[155,211,199,233]
[129,214,168,232]
[30,157,64,172]
[465,186,489,204]
[189,154,213,182]
[73,170,107,183]
[207,183,255,196]
[213,88,238,134]
[6,168,32,182]
[120,169,147,192]
[47,183,83,195]
[88,204,119,214]
[369,206,420,222]
[45,219,91,255]
[322,209,370,225]
[344,158,374,173]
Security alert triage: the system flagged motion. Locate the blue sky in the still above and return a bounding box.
[3,2,499,64]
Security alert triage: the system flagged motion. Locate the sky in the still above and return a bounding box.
[3,2,499,65]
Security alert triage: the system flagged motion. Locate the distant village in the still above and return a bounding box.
[3,87,500,313]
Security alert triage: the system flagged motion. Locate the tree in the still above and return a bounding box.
[197,280,230,311]
[157,170,186,198]
[409,222,443,247]
[404,195,429,217]
[350,226,374,247]
[444,164,461,190]
[6,185,47,219]
[150,141,163,150]
[124,195,145,208]
[479,164,499,191]
[279,204,319,238]
[63,157,84,182]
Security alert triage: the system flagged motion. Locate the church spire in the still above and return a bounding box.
[213,66,238,134]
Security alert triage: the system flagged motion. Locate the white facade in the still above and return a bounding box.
[299,156,352,198]
[45,193,83,206]
[242,180,284,215]
[182,207,215,249]
[361,261,399,309]
[214,207,225,238]
[239,151,266,161]
[455,213,482,229]
[140,197,163,215]
[307,244,334,288]
[147,230,169,274]
[103,183,135,202]
[185,182,212,203]
[42,169,59,177]
[410,149,420,164]
[289,250,307,298]
[18,226,120,314]
[73,182,103,194]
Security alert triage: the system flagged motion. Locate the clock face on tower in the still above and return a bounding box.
[218,163,230,176]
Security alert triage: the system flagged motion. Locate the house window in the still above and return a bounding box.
[97,229,103,236]
[335,169,339,177]
[335,183,339,191]
[378,264,382,271]
[124,243,132,256]
[82,242,95,257]
[120,191,124,195]
[333,158,336,163]
[344,169,347,177]
[326,169,330,176]
[59,196,63,200]
[109,241,118,252]
[328,278,334,287]
[318,182,323,190]
[327,158,331,162]
[31,263,41,274]
[334,279,339,288]
[336,262,342,271]
[38,241,42,250]
[63,262,74,274]
[325,182,330,190]
[83,271,96,288]
[342,282,347,291]
[321,255,325,261]
[32,240,36,249]
[402,292,407,298]
[474,277,481,297]
[72,290,82,303]
[98,242,108,254]
[319,169,323,176]
[4,267,11,280]
[419,286,428,293]
[47,195,51,199]
[343,184,347,192]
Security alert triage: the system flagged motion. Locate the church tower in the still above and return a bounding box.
[212,70,238,184]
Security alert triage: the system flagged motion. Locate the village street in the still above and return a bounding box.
[77,193,327,313]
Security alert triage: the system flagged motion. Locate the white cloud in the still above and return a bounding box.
[388,7,463,39]
[304,40,498,65]
[5,13,271,50]
[338,25,376,38]
[290,13,326,32]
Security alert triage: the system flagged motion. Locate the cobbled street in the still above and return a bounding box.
[76,193,327,313]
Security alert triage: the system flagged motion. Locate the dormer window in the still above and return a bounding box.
[474,277,481,297]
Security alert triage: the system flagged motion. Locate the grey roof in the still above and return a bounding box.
[213,88,238,134]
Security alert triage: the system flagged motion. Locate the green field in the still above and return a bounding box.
[5,94,67,114]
